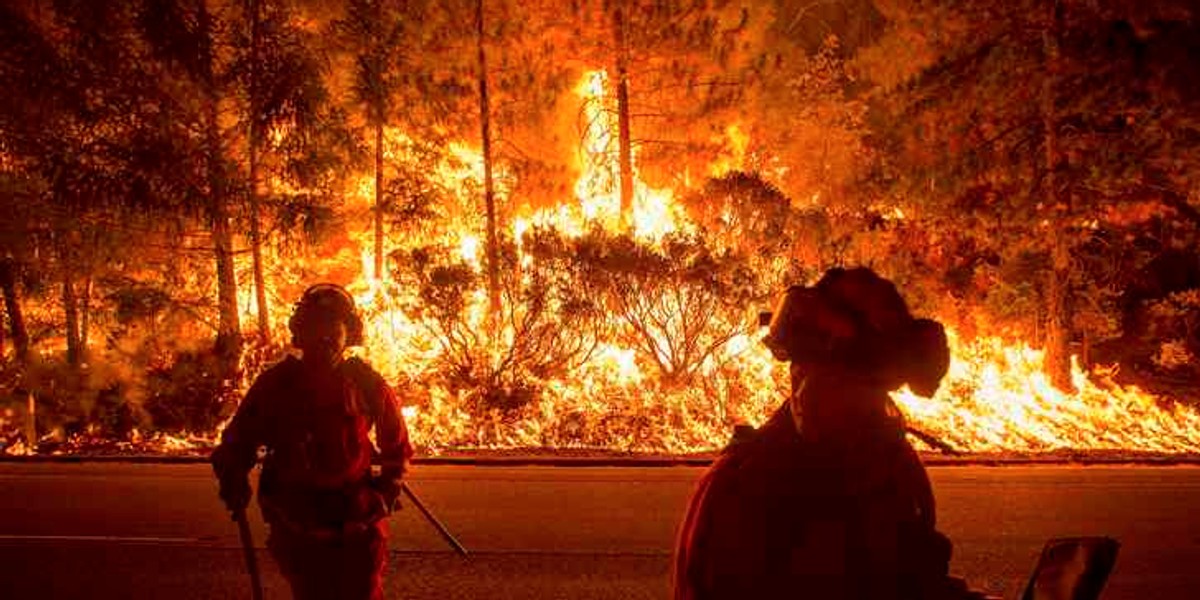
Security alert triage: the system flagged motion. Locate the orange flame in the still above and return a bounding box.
[893,333,1200,453]
[231,69,1200,456]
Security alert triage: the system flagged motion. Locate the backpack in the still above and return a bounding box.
[263,356,385,490]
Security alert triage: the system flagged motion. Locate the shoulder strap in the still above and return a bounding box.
[339,357,386,424]
[250,356,303,418]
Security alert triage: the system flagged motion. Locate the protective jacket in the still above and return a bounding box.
[674,401,967,600]
[212,356,413,600]
[212,355,413,531]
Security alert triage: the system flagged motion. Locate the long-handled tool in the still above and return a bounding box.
[232,509,265,600]
[401,482,469,557]
[906,426,963,456]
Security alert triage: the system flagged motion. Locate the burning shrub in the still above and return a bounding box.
[679,172,795,264]
[391,227,605,420]
[143,349,238,433]
[1148,289,1200,377]
[1154,340,1194,371]
[4,355,152,451]
[576,229,764,385]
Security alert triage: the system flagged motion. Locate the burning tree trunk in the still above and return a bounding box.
[371,0,386,281]
[80,274,92,349]
[137,0,244,374]
[374,117,385,280]
[1045,250,1073,389]
[205,76,242,375]
[1041,0,1072,391]
[210,151,243,373]
[340,0,402,281]
[55,228,84,367]
[62,272,81,367]
[248,190,270,343]
[0,259,28,363]
[247,0,270,343]
[476,0,500,319]
[612,5,634,231]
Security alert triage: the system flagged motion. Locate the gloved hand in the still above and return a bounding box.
[370,476,403,514]
[218,476,252,514]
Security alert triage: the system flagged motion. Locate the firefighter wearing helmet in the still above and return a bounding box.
[674,267,985,600]
[212,284,413,600]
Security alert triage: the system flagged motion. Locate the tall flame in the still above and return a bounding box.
[18,70,1196,459]
[267,70,1200,455]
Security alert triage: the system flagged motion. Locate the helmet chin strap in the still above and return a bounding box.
[300,348,345,372]
[787,374,806,434]
[788,364,896,436]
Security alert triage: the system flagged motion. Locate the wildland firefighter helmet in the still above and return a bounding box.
[761,267,950,397]
[288,283,365,347]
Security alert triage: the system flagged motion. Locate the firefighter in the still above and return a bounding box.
[212,284,413,600]
[674,267,982,600]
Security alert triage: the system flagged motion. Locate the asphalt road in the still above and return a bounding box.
[1,462,1198,599]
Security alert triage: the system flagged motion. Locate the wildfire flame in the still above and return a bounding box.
[220,70,1200,456]
[893,334,1200,453]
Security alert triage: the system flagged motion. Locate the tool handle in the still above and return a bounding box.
[233,509,265,600]
[401,483,470,557]
[906,426,963,456]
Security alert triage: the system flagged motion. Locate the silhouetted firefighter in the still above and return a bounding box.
[674,267,986,600]
[212,284,413,600]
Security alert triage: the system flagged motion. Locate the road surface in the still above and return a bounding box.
[1,462,1198,599]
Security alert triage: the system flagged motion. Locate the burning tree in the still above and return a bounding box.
[568,0,761,226]
[138,0,349,363]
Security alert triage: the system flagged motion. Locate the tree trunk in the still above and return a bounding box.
[80,274,92,349]
[1041,0,1072,391]
[1081,329,1091,370]
[476,0,500,320]
[200,1,242,376]
[613,5,634,231]
[247,0,270,343]
[63,272,81,368]
[0,289,5,357]
[374,122,385,280]
[1044,261,1073,389]
[211,145,243,373]
[247,105,269,345]
[0,259,27,363]
[372,0,386,281]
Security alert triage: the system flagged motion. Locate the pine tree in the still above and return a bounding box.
[1,1,170,368]
[569,0,759,227]
[335,0,415,281]
[862,0,1200,387]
